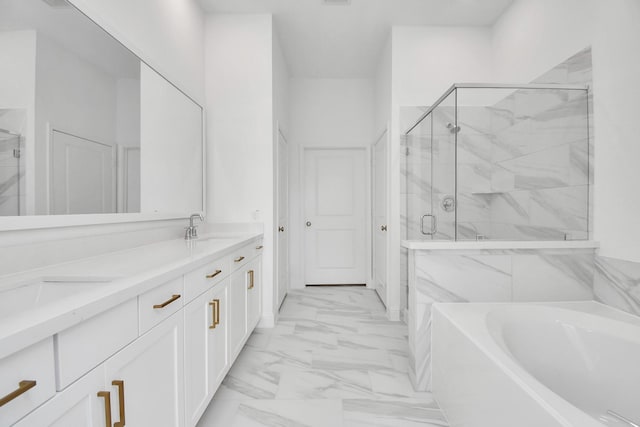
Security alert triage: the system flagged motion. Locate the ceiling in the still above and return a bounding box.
[198,0,514,78]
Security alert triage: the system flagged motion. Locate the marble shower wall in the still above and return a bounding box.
[401,48,593,242]
[407,247,596,391]
[485,49,592,240]
[594,256,640,316]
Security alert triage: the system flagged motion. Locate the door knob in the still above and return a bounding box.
[306,221,312,227]
[278,226,284,232]
[381,225,387,231]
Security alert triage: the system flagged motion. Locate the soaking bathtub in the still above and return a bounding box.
[432,301,640,427]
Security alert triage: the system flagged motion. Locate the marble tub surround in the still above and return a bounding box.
[0,231,262,358]
[404,242,598,391]
[594,255,640,316]
[197,287,449,427]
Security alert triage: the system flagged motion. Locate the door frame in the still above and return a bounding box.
[275,123,289,311]
[371,126,390,302]
[299,145,371,287]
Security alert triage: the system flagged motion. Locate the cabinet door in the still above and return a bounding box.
[13,368,105,427]
[104,311,185,427]
[246,258,261,331]
[183,279,229,427]
[209,282,229,390]
[228,269,247,359]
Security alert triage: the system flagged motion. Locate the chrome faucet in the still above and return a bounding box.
[185,213,204,240]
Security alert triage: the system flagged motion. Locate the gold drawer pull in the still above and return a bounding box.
[153,294,181,309]
[97,391,112,427]
[209,299,220,329]
[234,256,245,263]
[0,380,36,407]
[112,380,126,427]
[248,270,254,289]
[206,269,222,279]
[256,245,263,250]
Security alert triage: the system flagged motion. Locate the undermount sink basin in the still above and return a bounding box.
[0,276,117,319]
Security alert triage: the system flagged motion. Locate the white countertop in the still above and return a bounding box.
[0,232,262,359]
[401,240,599,251]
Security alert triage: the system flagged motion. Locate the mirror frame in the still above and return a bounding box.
[0,0,206,231]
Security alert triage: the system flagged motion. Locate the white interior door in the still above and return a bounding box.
[304,148,366,285]
[277,130,289,307]
[373,132,388,305]
[50,130,115,214]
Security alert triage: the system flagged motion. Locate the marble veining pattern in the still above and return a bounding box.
[197,286,448,427]
[594,256,640,316]
[401,47,593,243]
[407,248,596,391]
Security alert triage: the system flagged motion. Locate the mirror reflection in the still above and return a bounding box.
[0,0,141,215]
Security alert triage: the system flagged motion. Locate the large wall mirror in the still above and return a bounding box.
[0,0,203,222]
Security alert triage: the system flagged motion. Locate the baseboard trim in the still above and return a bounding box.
[257,312,275,329]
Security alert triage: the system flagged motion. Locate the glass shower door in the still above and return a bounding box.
[427,90,457,240]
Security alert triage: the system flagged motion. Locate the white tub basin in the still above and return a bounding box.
[0,276,116,319]
[432,302,640,427]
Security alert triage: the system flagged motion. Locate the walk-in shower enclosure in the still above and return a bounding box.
[404,83,590,241]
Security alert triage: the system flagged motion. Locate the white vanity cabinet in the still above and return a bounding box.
[184,278,229,426]
[229,266,248,359]
[4,238,263,427]
[246,257,262,332]
[13,367,106,427]
[104,310,185,427]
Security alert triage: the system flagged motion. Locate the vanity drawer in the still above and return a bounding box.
[56,298,138,390]
[230,245,252,271]
[184,255,231,303]
[139,276,184,334]
[0,337,56,426]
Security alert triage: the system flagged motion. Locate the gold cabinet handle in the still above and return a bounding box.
[206,269,222,279]
[97,391,112,427]
[153,294,181,309]
[234,256,245,263]
[256,245,263,250]
[209,299,220,329]
[0,380,36,407]
[112,380,126,427]
[248,270,254,289]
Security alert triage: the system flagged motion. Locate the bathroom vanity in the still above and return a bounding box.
[0,233,263,427]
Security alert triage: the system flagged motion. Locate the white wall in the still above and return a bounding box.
[492,0,594,84]
[68,0,205,104]
[288,78,375,289]
[205,14,277,326]
[491,0,640,262]
[116,78,141,148]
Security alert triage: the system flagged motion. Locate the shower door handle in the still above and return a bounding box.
[421,214,437,236]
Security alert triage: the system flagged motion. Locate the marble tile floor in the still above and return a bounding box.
[197,286,449,427]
